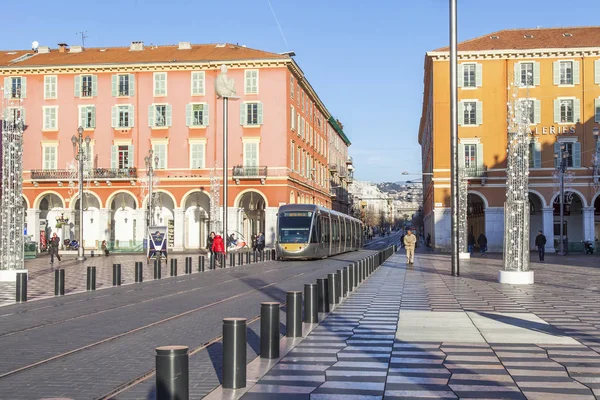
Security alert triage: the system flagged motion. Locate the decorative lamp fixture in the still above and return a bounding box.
[248,192,256,211]
[594,126,599,141]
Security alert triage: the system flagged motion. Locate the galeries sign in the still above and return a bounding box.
[529,126,576,135]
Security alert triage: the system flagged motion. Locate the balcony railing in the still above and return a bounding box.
[31,168,137,181]
[232,165,268,184]
[463,167,487,178]
[328,163,338,173]
[346,156,353,165]
[339,169,347,179]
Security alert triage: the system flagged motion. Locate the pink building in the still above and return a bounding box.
[0,41,353,251]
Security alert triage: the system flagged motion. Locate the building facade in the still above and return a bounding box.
[327,118,353,214]
[0,41,351,251]
[419,27,600,253]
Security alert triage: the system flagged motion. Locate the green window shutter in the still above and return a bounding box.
[74,75,81,97]
[148,105,155,127]
[573,142,581,168]
[20,77,27,98]
[111,145,117,169]
[257,102,264,124]
[514,62,520,84]
[91,75,98,97]
[595,98,600,123]
[573,61,580,85]
[90,106,96,128]
[574,99,581,122]
[129,105,135,127]
[111,75,118,96]
[475,63,482,87]
[458,102,464,125]
[476,101,483,125]
[202,104,209,126]
[80,107,86,128]
[129,74,135,96]
[595,60,600,85]
[111,106,117,128]
[553,99,560,123]
[458,144,465,168]
[533,62,541,86]
[553,61,560,85]
[127,145,134,168]
[186,104,192,126]
[166,104,172,126]
[553,142,560,168]
[534,142,542,168]
[476,143,484,170]
[240,102,246,125]
[534,100,541,124]
[457,64,463,88]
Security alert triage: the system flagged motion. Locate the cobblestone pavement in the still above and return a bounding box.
[0,235,400,400]
[237,251,600,400]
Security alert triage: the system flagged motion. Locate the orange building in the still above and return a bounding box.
[419,27,600,252]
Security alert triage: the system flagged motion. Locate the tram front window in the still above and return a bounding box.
[279,211,313,243]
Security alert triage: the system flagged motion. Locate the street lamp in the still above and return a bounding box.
[555,143,569,256]
[71,126,91,261]
[144,149,159,227]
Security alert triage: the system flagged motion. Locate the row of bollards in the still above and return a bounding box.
[15,248,277,303]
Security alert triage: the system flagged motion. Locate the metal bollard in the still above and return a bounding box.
[112,264,122,286]
[156,345,189,400]
[316,278,329,313]
[185,257,192,274]
[222,318,247,389]
[54,269,65,296]
[271,249,276,260]
[327,273,337,309]
[199,255,205,272]
[342,266,349,297]
[286,291,303,338]
[209,253,215,270]
[135,262,143,283]
[261,302,280,359]
[170,259,178,277]
[245,251,250,264]
[16,272,27,302]
[220,253,226,268]
[238,252,243,266]
[87,266,97,290]
[348,264,355,292]
[358,261,363,284]
[154,259,162,280]
[229,252,235,268]
[304,283,318,323]
[335,270,342,302]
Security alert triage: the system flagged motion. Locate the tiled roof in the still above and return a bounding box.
[433,26,600,52]
[0,43,288,68]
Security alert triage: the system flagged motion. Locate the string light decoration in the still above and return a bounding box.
[503,74,532,273]
[209,165,221,233]
[0,91,25,273]
[458,168,468,254]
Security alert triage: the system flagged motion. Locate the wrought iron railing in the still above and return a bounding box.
[328,163,338,172]
[232,166,268,178]
[30,168,137,180]
[463,167,487,178]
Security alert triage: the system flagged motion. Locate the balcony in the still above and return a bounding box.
[328,163,338,173]
[339,169,347,179]
[463,167,487,179]
[346,156,353,165]
[30,168,138,181]
[232,165,268,184]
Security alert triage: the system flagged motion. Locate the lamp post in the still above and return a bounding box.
[555,143,569,256]
[145,149,159,227]
[71,126,91,261]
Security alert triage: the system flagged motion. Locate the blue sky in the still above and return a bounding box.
[2,0,600,182]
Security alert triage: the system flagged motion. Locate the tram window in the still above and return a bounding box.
[311,216,321,243]
[333,219,338,241]
[323,217,330,243]
[341,220,345,243]
[278,211,313,243]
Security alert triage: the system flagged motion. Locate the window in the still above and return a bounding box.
[290,141,295,170]
[81,75,93,97]
[301,117,305,139]
[153,143,167,169]
[520,63,534,86]
[191,71,205,96]
[240,102,263,126]
[43,106,58,130]
[111,105,134,128]
[186,103,209,127]
[149,104,172,127]
[74,75,96,97]
[6,77,26,99]
[79,105,96,129]
[462,101,478,125]
[464,144,477,168]
[5,107,25,124]
[563,142,573,167]
[301,92,304,112]
[243,141,259,167]
[559,61,573,85]
[44,76,57,99]
[290,76,294,99]
[118,146,131,169]
[554,141,581,168]
[297,147,301,171]
[554,98,579,124]
[463,64,476,87]
[290,106,296,131]
[518,99,535,124]
[112,74,135,97]
[244,70,258,94]
[297,115,301,136]
[190,142,205,169]
[154,72,167,96]
[42,145,58,170]
[529,141,541,169]
[560,99,573,123]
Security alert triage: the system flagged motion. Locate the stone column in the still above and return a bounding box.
[542,207,555,253]
[433,208,451,252]
[98,208,111,243]
[583,207,595,242]
[26,209,40,244]
[265,207,278,247]
[484,207,504,252]
[173,207,185,251]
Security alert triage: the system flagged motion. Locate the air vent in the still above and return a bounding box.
[524,34,534,38]
[563,33,572,37]
[70,45,83,53]
[99,49,107,52]
[129,41,144,51]
[37,46,50,54]
[178,42,191,50]
[490,35,500,40]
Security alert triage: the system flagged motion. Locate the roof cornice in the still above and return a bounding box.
[427,47,600,60]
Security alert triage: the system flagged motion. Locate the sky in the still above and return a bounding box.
[2,0,600,183]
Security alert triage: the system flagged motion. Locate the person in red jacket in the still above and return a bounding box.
[212,234,225,267]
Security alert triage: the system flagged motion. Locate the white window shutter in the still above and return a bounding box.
[129,74,135,96]
[534,100,541,124]
[111,106,118,128]
[20,77,27,98]
[111,145,117,169]
[476,101,483,125]
[240,103,247,125]
[595,98,600,123]
[476,143,484,170]
[534,142,542,168]
[186,104,192,126]
[457,64,464,88]
[148,105,155,127]
[553,99,560,123]
[553,61,560,85]
[245,71,251,93]
[90,107,96,128]
[573,61,580,85]
[111,75,118,96]
[79,107,86,128]
[129,105,135,127]
[166,104,172,126]
[21,108,26,124]
[192,72,199,95]
[574,99,581,122]
[91,75,98,96]
[257,102,263,124]
[3,77,9,98]
[297,115,301,136]
[514,62,520,84]
[202,104,209,126]
[458,144,465,167]
[533,62,541,86]
[127,145,134,167]
[573,142,581,168]
[554,142,560,168]
[458,102,464,125]
[595,60,600,85]
[74,76,81,97]
[475,64,483,87]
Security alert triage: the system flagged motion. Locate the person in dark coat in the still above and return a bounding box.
[207,232,215,254]
[257,232,265,251]
[251,234,257,251]
[49,232,61,264]
[468,232,475,255]
[535,230,546,261]
[477,233,488,255]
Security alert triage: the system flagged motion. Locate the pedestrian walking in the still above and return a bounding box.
[101,240,109,256]
[425,233,431,249]
[400,233,405,248]
[468,232,475,256]
[535,230,546,261]
[403,230,417,265]
[49,232,61,264]
[477,233,488,255]
[211,233,225,267]
[257,232,265,252]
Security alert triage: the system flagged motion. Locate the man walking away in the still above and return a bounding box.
[49,232,61,264]
[477,233,488,255]
[403,230,417,265]
[468,232,475,256]
[535,230,546,262]
[400,233,405,248]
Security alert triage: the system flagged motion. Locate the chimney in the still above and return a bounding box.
[57,43,69,53]
[38,46,50,54]
[70,45,83,53]
[178,42,191,50]
[129,41,144,51]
